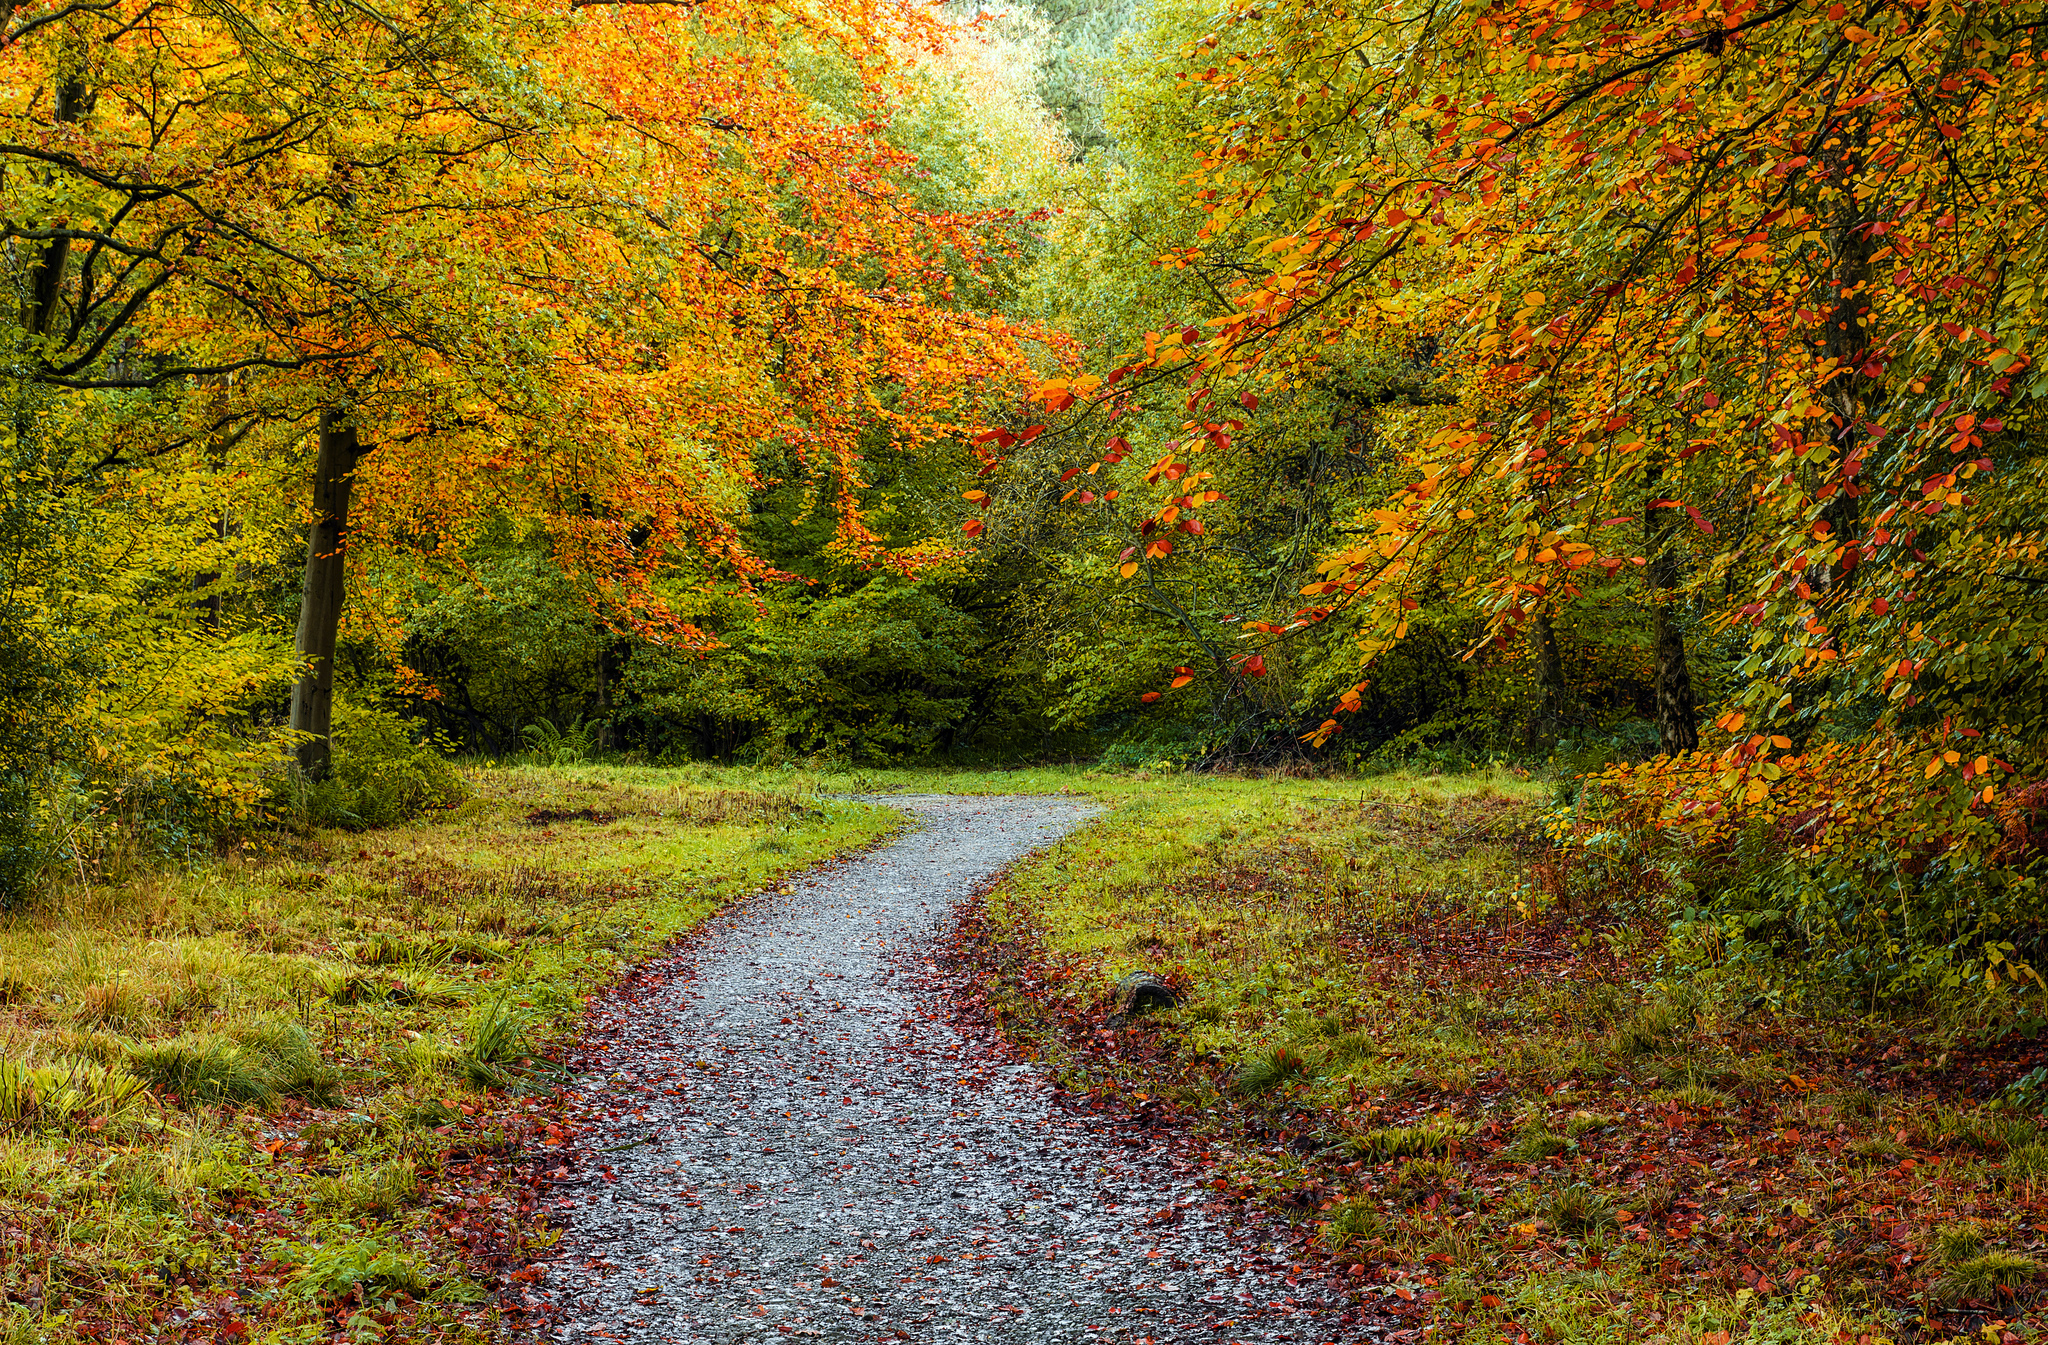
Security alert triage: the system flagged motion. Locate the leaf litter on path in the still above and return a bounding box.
[529,795,1385,1343]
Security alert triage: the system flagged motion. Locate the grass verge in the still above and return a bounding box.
[0,765,895,1344]
[960,768,2048,1345]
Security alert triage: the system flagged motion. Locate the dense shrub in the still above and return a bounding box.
[290,705,467,831]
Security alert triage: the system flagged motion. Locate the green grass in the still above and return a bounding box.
[0,764,898,1343]
[966,765,2048,1343]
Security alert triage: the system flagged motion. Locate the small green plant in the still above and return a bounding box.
[1652,1082,1733,1110]
[1613,988,1699,1055]
[2004,1141,2048,1184]
[286,1235,432,1301]
[1847,1135,1911,1163]
[1934,1222,1987,1264]
[310,1158,418,1220]
[458,990,535,1086]
[1933,1250,2041,1303]
[1320,1195,1382,1250]
[0,1059,149,1132]
[1327,1030,1374,1063]
[129,1036,272,1104]
[1542,1182,1619,1235]
[322,971,385,1006]
[354,933,424,967]
[519,718,595,767]
[1504,1119,1571,1161]
[129,1022,339,1107]
[1235,1043,1312,1096]
[1386,1156,1458,1203]
[1347,1119,1474,1160]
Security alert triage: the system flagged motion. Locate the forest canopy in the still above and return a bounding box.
[3,0,2045,1000]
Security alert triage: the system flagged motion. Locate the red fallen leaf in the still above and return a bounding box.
[821,1276,839,1287]
[1140,691,1162,703]
[1395,1285,1416,1301]
[961,519,984,537]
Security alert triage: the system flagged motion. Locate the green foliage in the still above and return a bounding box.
[1234,1041,1312,1095]
[520,718,595,767]
[1503,1118,1571,1162]
[1319,1195,1381,1250]
[309,1159,418,1220]
[284,1235,432,1301]
[291,704,467,831]
[458,990,535,1087]
[1932,1250,2041,1304]
[127,1022,339,1107]
[0,445,97,906]
[0,1059,149,1134]
[1540,1183,1619,1237]
[1347,1120,1475,1161]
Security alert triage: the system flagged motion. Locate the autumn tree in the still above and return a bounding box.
[1,0,1045,803]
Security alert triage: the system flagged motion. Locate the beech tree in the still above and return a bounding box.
[2,0,1043,782]
[991,0,2048,807]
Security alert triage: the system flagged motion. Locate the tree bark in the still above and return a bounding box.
[23,77,89,338]
[1645,470,1699,755]
[594,636,621,753]
[1652,596,1698,755]
[289,408,365,778]
[193,510,225,632]
[1527,612,1566,749]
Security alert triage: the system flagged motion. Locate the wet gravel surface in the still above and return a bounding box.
[535,795,1383,1344]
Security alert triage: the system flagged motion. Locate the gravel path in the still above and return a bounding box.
[535,795,1382,1344]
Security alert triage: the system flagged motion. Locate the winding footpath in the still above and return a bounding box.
[532,795,1382,1344]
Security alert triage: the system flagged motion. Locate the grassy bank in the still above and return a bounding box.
[0,766,895,1344]
[966,770,2048,1345]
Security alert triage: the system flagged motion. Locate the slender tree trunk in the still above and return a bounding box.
[1527,612,1566,749]
[290,409,365,778]
[1811,112,1874,596]
[593,636,621,753]
[193,510,226,632]
[1645,470,1699,755]
[1652,594,1698,754]
[23,77,89,338]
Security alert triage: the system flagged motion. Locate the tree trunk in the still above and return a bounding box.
[193,511,225,632]
[1652,597,1698,755]
[1645,470,1699,755]
[289,409,365,778]
[23,77,90,338]
[1527,612,1566,749]
[594,636,621,753]
[1810,110,1874,597]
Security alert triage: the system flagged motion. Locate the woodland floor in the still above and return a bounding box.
[531,794,1383,1343]
[12,766,2048,1345]
[957,776,2048,1345]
